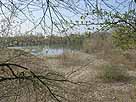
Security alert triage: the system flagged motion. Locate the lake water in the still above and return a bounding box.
[8,45,72,56]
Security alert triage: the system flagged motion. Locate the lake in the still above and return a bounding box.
[8,45,74,56]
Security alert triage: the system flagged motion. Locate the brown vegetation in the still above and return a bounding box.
[1,32,136,102]
[83,32,136,70]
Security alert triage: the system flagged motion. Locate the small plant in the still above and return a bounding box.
[100,64,129,82]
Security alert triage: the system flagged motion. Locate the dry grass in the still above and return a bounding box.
[1,45,136,102]
[54,51,85,66]
[99,49,136,70]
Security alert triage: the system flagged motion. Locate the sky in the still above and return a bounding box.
[0,0,135,36]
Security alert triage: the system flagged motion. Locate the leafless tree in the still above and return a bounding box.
[0,0,135,102]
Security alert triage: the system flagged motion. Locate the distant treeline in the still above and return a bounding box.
[0,35,46,47]
[0,32,92,48]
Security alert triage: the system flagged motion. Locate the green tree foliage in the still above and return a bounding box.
[112,25,136,50]
[111,10,136,50]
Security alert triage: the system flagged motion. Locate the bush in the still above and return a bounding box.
[100,64,129,82]
[83,32,113,53]
[112,25,136,50]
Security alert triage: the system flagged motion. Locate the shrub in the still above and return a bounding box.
[83,32,113,53]
[100,64,129,82]
[112,25,136,50]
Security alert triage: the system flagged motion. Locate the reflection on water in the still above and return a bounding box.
[31,48,65,56]
[8,45,68,56]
